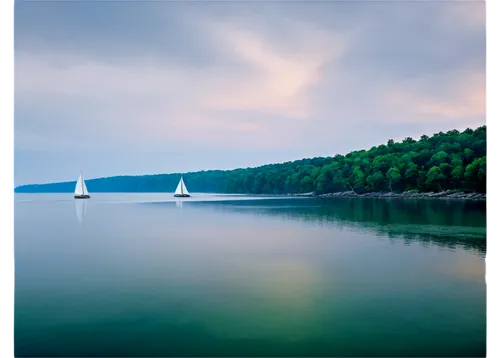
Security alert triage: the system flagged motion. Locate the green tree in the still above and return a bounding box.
[315,165,334,193]
[300,176,314,193]
[386,167,401,192]
[402,137,416,144]
[428,151,449,167]
[426,166,446,192]
[404,162,419,189]
[311,167,321,180]
[451,164,464,188]
[350,166,366,193]
[415,149,432,167]
[463,148,475,164]
[464,157,486,192]
[332,171,348,192]
[439,163,452,189]
[366,171,385,191]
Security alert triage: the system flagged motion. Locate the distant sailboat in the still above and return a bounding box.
[74,171,90,199]
[174,176,190,197]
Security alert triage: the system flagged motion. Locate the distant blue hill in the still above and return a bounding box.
[14,171,231,193]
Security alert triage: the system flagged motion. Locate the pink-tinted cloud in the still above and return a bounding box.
[197,18,347,119]
[384,69,485,124]
[446,1,485,29]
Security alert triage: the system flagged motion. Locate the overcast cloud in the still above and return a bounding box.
[14,1,485,185]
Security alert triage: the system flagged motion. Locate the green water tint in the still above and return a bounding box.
[15,195,486,357]
[196,197,486,253]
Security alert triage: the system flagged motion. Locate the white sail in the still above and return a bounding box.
[174,177,189,195]
[75,173,89,196]
[82,180,89,195]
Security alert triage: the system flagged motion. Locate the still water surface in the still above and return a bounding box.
[15,193,486,357]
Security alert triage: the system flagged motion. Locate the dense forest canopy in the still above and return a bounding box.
[15,126,486,194]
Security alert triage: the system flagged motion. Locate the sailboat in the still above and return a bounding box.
[74,171,90,199]
[174,176,190,197]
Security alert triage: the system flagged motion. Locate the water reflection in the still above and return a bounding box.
[189,198,487,254]
[74,199,87,226]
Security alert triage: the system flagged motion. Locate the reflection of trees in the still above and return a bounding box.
[196,198,486,254]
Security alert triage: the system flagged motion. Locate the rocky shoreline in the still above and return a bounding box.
[293,190,486,201]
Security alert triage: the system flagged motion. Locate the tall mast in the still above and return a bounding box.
[80,170,84,194]
[181,176,184,195]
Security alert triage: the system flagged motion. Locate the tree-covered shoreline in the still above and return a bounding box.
[15,126,486,195]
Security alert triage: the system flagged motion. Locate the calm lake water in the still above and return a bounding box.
[15,193,486,357]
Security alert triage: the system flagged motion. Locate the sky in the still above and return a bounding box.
[14,1,485,186]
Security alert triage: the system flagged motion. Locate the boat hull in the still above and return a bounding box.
[174,194,190,198]
[74,195,91,199]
